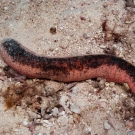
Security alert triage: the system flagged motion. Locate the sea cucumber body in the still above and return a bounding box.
[0,38,135,94]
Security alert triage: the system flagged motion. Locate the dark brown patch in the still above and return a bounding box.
[102,20,106,32]
[80,16,86,21]
[103,47,116,55]
[125,0,135,8]
[50,26,56,34]
[2,80,44,110]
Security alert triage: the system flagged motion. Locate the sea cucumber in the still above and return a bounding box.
[0,38,135,94]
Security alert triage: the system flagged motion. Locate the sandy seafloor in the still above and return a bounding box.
[1,0,135,135]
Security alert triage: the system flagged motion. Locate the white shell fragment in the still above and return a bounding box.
[103,121,111,130]
[70,104,81,114]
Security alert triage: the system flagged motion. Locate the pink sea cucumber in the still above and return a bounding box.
[0,38,135,93]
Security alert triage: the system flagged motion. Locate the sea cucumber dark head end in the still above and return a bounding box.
[0,38,16,51]
[1,38,13,45]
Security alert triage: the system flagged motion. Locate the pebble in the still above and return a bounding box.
[4,7,8,10]
[43,133,50,135]
[70,104,80,114]
[43,120,52,126]
[27,111,38,121]
[83,33,89,39]
[123,83,130,91]
[45,81,64,96]
[127,131,135,135]
[22,120,29,126]
[133,59,135,63]
[99,101,107,108]
[85,127,92,133]
[71,86,79,93]
[36,114,41,119]
[41,108,45,117]
[43,114,52,120]
[133,119,135,128]
[103,121,111,130]
[57,115,68,126]
[60,95,68,105]
[66,82,77,89]
[37,133,42,135]
[125,98,135,108]
[13,129,19,132]
[58,106,65,113]
[98,78,106,89]
[126,0,135,7]
[50,26,56,34]
[52,107,59,117]
[131,43,135,49]
[125,120,134,129]
[36,119,41,123]
[100,45,106,49]
[59,110,65,116]
[108,117,117,130]
[109,82,115,87]
[5,133,11,135]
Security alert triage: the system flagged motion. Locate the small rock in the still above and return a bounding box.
[131,43,135,49]
[45,81,64,96]
[124,98,135,108]
[126,0,135,8]
[99,79,106,89]
[5,133,11,135]
[80,16,86,21]
[83,33,89,39]
[36,119,41,123]
[66,82,77,89]
[58,105,65,113]
[50,26,56,34]
[37,133,42,135]
[108,117,117,130]
[43,133,50,135]
[84,127,91,135]
[4,7,8,10]
[59,111,65,116]
[133,119,135,128]
[23,120,29,126]
[99,101,107,108]
[43,114,52,120]
[43,120,52,127]
[59,95,68,105]
[71,86,79,93]
[70,104,80,114]
[103,121,111,130]
[123,83,130,91]
[133,59,135,63]
[84,131,91,135]
[36,114,41,119]
[100,45,106,49]
[41,108,45,117]
[27,111,37,121]
[109,82,115,87]
[57,115,69,126]
[127,131,135,135]
[52,107,59,117]
[13,128,19,132]
[125,120,134,129]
